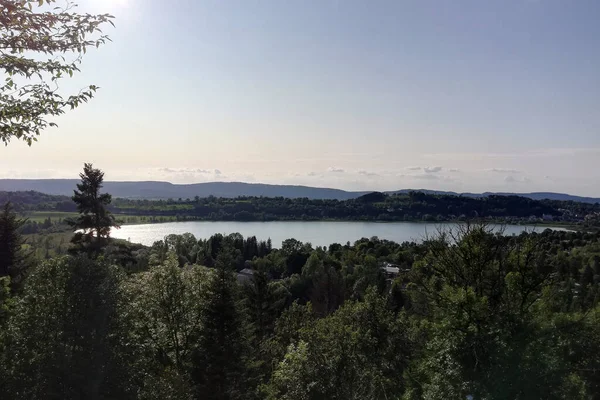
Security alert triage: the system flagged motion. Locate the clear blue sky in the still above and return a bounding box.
[3,0,600,195]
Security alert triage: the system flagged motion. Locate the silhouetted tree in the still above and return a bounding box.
[0,202,27,290]
[191,249,250,400]
[68,163,119,253]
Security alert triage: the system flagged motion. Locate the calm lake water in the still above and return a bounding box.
[111,221,571,248]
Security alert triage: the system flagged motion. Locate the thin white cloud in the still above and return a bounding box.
[424,166,442,174]
[327,167,345,173]
[405,166,442,173]
[358,170,380,177]
[489,168,521,173]
[505,175,532,184]
[159,167,221,175]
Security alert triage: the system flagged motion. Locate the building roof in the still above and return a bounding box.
[236,268,255,284]
[385,266,400,275]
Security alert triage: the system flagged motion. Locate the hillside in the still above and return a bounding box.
[0,179,367,200]
[0,179,599,204]
[6,190,600,230]
[389,189,600,204]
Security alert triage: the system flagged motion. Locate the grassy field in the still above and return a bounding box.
[20,211,78,223]
[114,215,181,225]
[20,211,191,227]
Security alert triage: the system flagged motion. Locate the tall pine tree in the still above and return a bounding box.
[68,163,119,252]
[0,202,27,291]
[192,248,250,400]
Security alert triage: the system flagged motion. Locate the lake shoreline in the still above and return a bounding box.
[110,220,576,248]
[113,215,579,231]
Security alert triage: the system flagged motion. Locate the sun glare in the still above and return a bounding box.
[86,0,130,12]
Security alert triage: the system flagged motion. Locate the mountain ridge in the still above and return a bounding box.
[0,179,598,204]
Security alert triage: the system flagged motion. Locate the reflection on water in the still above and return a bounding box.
[111,221,571,247]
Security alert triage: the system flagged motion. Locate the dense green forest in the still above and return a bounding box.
[2,210,600,398]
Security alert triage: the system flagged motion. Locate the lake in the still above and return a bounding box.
[110,221,571,248]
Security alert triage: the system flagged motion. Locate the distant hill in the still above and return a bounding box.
[0,179,598,204]
[386,189,462,197]
[0,179,368,200]
[355,191,387,203]
[479,192,600,204]
[385,189,600,204]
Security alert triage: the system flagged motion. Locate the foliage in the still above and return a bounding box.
[244,270,290,342]
[0,276,12,328]
[7,189,600,225]
[0,0,114,145]
[403,224,600,399]
[1,255,124,399]
[68,163,119,252]
[265,290,411,400]
[118,254,211,398]
[0,191,74,211]
[0,201,28,290]
[107,192,591,223]
[191,249,252,400]
[2,219,600,399]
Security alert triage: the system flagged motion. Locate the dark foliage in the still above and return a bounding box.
[5,190,600,226]
[0,202,28,290]
[67,164,120,254]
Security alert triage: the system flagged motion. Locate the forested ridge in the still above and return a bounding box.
[3,190,600,231]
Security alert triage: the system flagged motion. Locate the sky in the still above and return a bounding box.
[2,0,600,196]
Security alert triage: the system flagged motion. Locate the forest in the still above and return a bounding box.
[1,164,600,399]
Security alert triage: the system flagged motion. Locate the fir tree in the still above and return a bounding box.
[192,249,250,400]
[0,202,27,291]
[68,163,119,252]
[244,270,289,342]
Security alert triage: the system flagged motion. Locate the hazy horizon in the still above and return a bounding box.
[2,177,600,198]
[2,0,600,195]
